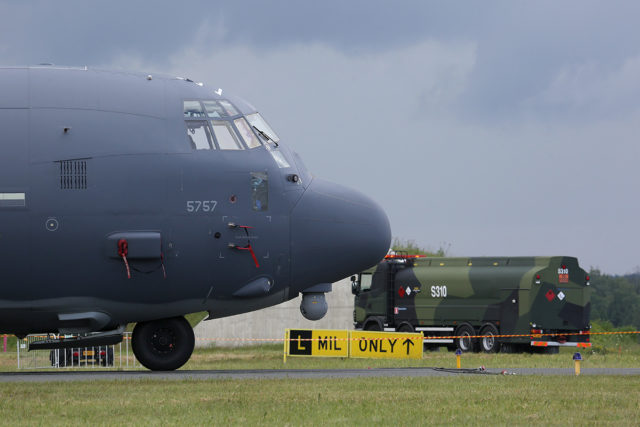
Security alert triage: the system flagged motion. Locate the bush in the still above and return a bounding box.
[589,320,639,354]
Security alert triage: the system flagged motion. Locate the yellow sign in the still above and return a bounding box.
[349,331,423,359]
[286,329,349,358]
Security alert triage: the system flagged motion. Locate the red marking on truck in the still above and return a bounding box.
[398,287,405,298]
[545,289,556,301]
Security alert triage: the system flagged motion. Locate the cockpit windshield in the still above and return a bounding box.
[234,118,261,149]
[202,100,229,118]
[183,100,281,152]
[246,113,280,143]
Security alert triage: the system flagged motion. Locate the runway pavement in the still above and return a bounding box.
[0,367,639,382]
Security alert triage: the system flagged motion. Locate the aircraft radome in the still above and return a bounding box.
[0,66,391,370]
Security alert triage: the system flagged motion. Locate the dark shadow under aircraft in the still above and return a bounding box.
[0,66,391,370]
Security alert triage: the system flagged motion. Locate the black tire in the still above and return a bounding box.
[455,324,478,353]
[132,316,195,371]
[479,323,500,353]
[396,323,414,333]
[364,318,383,331]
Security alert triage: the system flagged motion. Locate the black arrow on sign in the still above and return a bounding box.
[403,338,414,355]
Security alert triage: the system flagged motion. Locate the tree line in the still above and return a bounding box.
[589,270,640,330]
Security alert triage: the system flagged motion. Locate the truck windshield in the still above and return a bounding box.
[360,273,373,292]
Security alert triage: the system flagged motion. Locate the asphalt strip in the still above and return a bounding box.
[0,367,639,382]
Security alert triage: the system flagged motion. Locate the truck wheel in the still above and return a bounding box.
[455,324,477,353]
[480,323,500,353]
[396,323,414,333]
[132,316,195,371]
[363,317,383,331]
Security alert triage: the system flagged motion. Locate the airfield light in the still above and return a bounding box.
[573,352,582,376]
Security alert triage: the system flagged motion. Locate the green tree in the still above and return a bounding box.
[390,238,449,257]
[589,269,640,330]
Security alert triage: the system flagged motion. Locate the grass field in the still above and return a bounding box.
[0,376,638,425]
[0,339,638,425]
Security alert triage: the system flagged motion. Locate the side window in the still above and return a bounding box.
[360,273,373,292]
[251,172,268,211]
[234,118,261,149]
[211,120,243,150]
[186,121,214,150]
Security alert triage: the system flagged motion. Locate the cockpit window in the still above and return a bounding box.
[186,121,214,150]
[269,150,291,168]
[246,113,280,143]
[183,99,267,152]
[219,100,239,116]
[234,118,261,149]
[202,100,228,118]
[211,120,243,150]
[183,101,206,118]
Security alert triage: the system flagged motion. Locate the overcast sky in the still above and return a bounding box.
[2,1,639,274]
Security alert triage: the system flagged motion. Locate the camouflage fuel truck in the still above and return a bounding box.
[352,255,592,353]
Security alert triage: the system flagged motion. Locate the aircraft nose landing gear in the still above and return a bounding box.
[132,316,195,371]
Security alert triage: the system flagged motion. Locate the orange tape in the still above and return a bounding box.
[22,330,640,343]
[194,330,639,342]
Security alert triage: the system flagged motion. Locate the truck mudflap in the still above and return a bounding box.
[531,341,591,348]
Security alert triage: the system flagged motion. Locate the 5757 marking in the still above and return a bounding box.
[186,200,217,213]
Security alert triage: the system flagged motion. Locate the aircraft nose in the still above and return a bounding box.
[290,178,391,289]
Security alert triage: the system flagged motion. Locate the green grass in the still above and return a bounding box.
[0,376,638,425]
[1,342,639,425]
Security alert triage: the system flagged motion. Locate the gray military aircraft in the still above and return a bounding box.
[0,66,391,370]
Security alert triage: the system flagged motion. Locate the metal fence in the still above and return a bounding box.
[17,333,140,370]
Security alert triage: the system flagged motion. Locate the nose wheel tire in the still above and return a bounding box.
[132,316,195,371]
[480,323,500,353]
